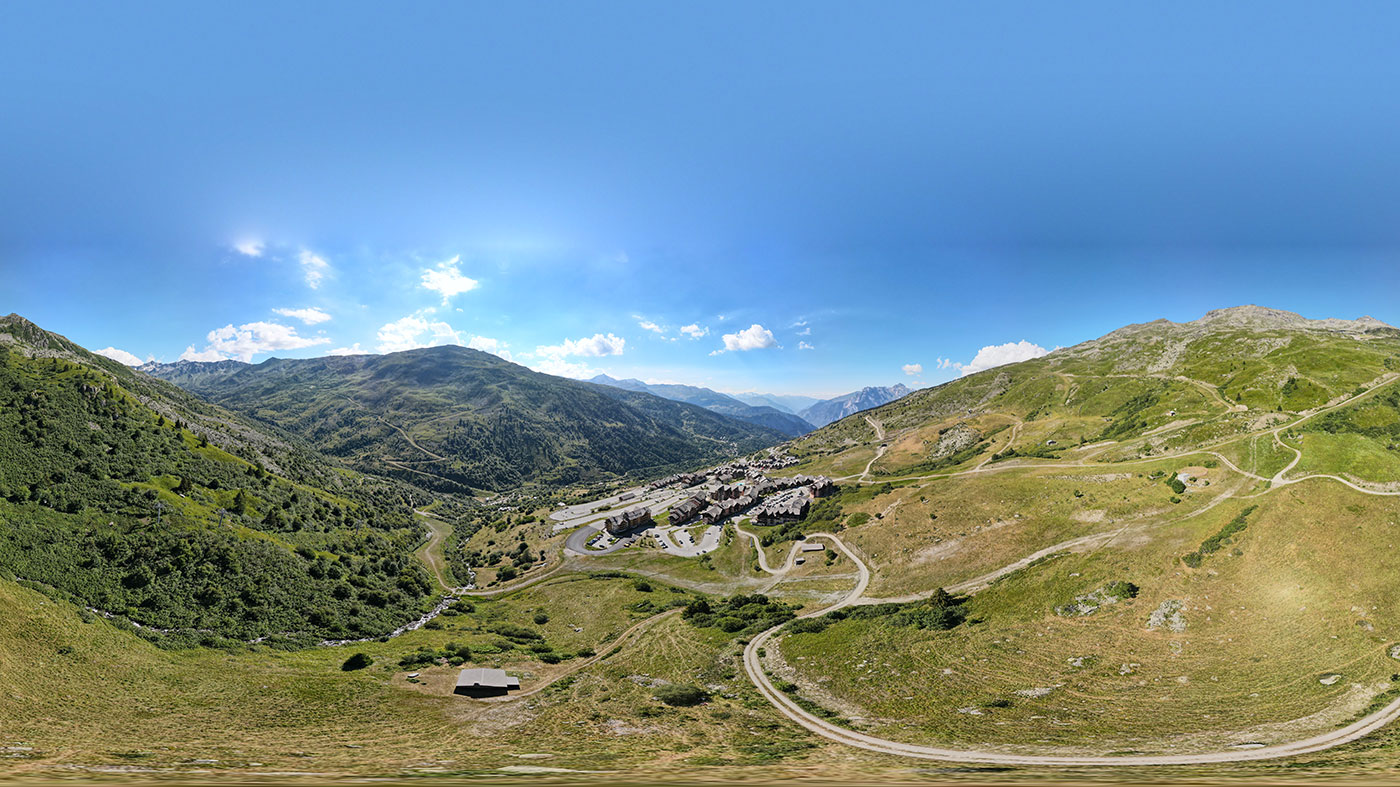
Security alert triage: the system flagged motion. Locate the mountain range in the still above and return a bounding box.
[587,375,816,436]
[141,348,787,492]
[796,383,912,427]
[587,375,914,432]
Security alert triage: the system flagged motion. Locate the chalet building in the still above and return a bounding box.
[669,495,707,525]
[700,494,757,524]
[604,506,653,535]
[807,476,836,497]
[713,483,747,501]
[455,668,521,698]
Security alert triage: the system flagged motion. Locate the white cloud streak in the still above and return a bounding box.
[95,347,145,366]
[680,324,708,339]
[902,363,923,376]
[273,307,332,325]
[535,333,626,358]
[298,249,330,289]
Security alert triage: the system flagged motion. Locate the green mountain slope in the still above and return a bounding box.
[795,305,1400,472]
[143,346,785,493]
[0,315,434,646]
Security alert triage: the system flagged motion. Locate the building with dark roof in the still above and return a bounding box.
[603,506,653,535]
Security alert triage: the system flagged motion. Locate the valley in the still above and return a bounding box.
[8,306,1400,782]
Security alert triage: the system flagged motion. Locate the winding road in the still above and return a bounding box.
[513,371,1400,763]
[739,524,1400,765]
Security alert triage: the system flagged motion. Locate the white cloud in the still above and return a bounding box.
[902,363,923,376]
[530,358,600,379]
[420,255,479,304]
[273,307,332,325]
[467,335,512,360]
[936,357,955,370]
[797,326,811,336]
[720,324,778,352]
[179,345,227,363]
[94,346,145,366]
[328,344,365,356]
[799,341,815,351]
[376,313,463,353]
[234,239,264,257]
[299,249,330,289]
[638,320,665,334]
[372,311,508,359]
[955,340,1050,377]
[180,321,331,363]
[681,324,709,339]
[535,333,626,359]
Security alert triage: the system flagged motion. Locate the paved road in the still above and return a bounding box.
[549,486,698,533]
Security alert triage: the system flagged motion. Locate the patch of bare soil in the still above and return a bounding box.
[767,637,876,723]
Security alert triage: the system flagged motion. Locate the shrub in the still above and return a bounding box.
[786,618,830,634]
[681,593,799,636]
[341,652,374,671]
[632,579,653,592]
[654,684,708,707]
[533,612,549,624]
[539,652,562,664]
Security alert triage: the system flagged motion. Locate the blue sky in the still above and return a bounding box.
[4,2,1400,397]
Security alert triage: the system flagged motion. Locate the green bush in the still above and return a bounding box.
[341,652,373,671]
[654,684,708,707]
[682,593,799,637]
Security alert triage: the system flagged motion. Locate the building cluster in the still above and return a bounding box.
[750,451,800,471]
[669,472,836,527]
[599,458,836,539]
[646,472,707,491]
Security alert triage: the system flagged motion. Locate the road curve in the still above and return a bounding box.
[740,527,1400,766]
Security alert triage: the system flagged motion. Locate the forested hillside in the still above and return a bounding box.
[0,315,433,647]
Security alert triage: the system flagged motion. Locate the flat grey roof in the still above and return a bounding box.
[457,667,516,689]
[800,542,825,551]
